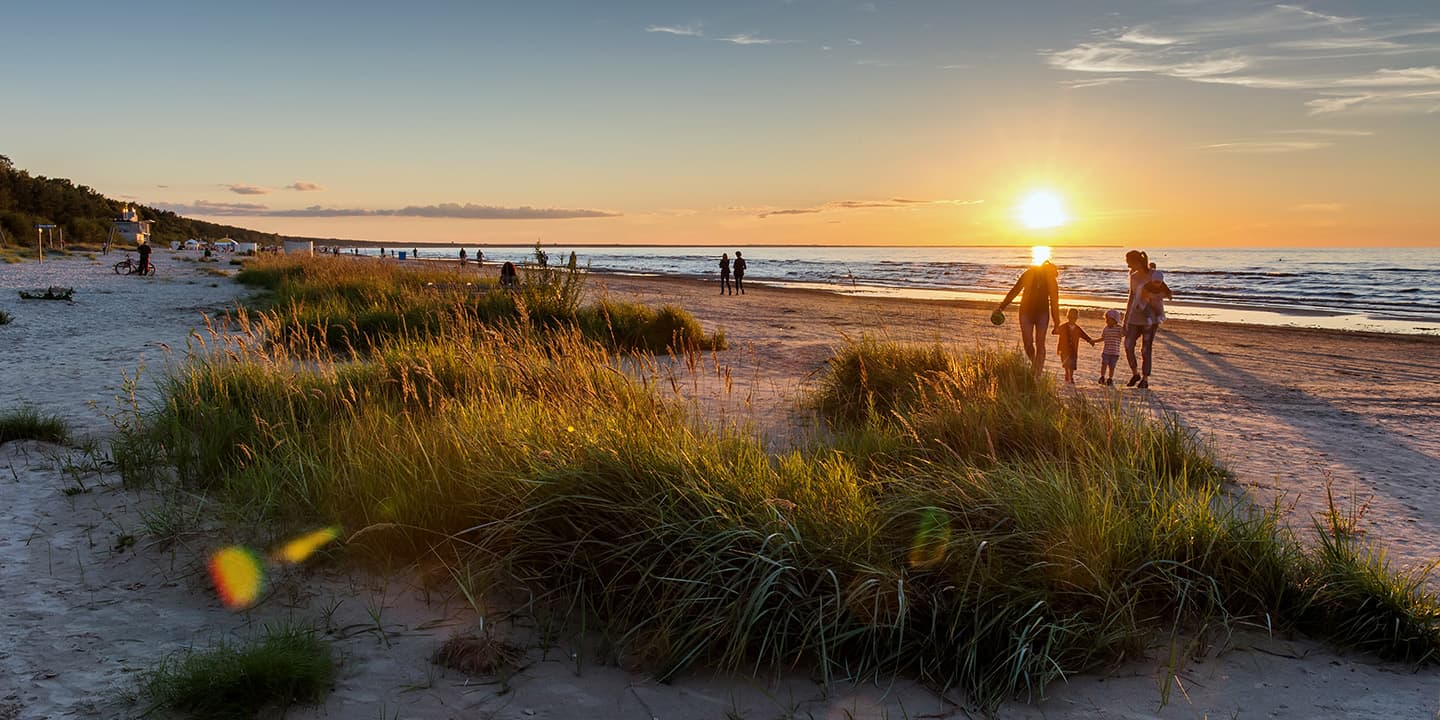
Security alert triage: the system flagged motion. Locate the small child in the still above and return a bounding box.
[1053,308,1096,385]
[1098,309,1124,386]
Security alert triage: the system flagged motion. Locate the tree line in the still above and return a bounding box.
[0,154,326,247]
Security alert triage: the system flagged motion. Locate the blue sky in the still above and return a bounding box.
[4,0,1437,245]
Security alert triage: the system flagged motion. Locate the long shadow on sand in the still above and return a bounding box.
[1159,331,1439,499]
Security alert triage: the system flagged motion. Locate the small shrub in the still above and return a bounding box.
[0,309,11,325]
[0,407,70,445]
[143,623,334,720]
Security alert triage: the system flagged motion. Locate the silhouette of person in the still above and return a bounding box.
[1122,250,1171,389]
[994,260,1060,375]
[136,240,152,276]
[500,261,518,289]
[459,248,467,265]
[719,253,732,295]
[732,251,747,295]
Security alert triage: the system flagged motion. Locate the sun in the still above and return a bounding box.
[1016,190,1068,230]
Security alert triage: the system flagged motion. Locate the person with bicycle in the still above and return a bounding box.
[137,240,153,277]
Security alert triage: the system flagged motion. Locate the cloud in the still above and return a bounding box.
[157,200,272,215]
[758,197,982,219]
[646,24,703,37]
[228,184,272,195]
[936,63,970,70]
[157,200,619,219]
[1273,128,1374,136]
[1202,140,1332,153]
[719,33,782,45]
[846,38,862,46]
[1064,76,1130,88]
[1046,5,1440,115]
[286,181,325,192]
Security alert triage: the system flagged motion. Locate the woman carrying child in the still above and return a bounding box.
[1122,250,1171,389]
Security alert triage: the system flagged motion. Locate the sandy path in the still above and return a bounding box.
[2,256,1438,719]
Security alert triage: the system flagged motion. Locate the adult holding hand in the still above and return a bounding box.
[994,259,1060,376]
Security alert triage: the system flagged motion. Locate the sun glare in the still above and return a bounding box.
[1017,190,1068,230]
[1031,245,1052,265]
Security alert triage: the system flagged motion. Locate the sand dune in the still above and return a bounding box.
[2,252,1437,719]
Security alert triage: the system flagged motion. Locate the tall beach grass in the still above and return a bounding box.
[117,267,1440,710]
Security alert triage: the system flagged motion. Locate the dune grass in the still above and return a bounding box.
[116,273,1440,710]
[142,623,333,720]
[234,254,723,353]
[0,406,70,445]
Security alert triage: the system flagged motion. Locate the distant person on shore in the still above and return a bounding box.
[476,249,484,267]
[1122,250,1171,389]
[733,251,747,295]
[1097,309,1124,386]
[500,261,518,289]
[994,260,1060,375]
[136,240,152,277]
[1052,308,1096,385]
[568,250,577,270]
[719,253,732,295]
[459,248,467,265]
[412,247,418,258]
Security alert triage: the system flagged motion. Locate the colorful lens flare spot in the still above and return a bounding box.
[908,508,951,568]
[274,526,341,565]
[208,546,265,610]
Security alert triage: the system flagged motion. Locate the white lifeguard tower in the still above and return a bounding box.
[109,206,155,247]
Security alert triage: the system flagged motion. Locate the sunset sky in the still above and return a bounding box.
[5,1,1438,247]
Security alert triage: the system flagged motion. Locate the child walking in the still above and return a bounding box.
[1053,308,1096,385]
[1098,309,1124,386]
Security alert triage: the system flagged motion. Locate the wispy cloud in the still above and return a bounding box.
[719,33,783,45]
[757,197,982,219]
[158,201,619,219]
[646,24,703,37]
[1064,76,1129,89]
[1290,202,1346,212]
[1273,128,1374,136]
[1046,4,1440,115]
[1202,140,1332,153]
[227,184,272,195]
[936,63,970,70]
[286,181,325,192]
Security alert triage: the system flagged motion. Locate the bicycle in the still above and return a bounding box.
[113,255,157,276]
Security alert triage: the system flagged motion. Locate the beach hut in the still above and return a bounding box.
[110,206,154,246]
[236,241,258,255]
[283,239,314,256]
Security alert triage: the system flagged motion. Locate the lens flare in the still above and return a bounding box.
[908,508,951,568]
[209,546,264,610]
[273,526,341,565]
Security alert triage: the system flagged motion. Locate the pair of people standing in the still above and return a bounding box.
[719,252,747,295]
[992,250,1168,387]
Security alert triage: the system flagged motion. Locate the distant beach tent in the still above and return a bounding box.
[214,238,238,251]
[109,206,154,246]
[183,238,201,250]
[283,239,314,256]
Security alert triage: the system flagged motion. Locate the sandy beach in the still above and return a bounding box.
[3,251,1438,719]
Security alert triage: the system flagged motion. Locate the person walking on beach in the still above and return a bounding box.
[459,248,467,265]
[719,253,733,295]
[1053,308,1096,385]
[1097,309,1124,386]
[1122,250,1171,389]
[136,240,152,277]
[994,260,1060,375]
[732,251,747,295]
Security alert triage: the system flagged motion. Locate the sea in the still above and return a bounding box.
[369,245,1440,336]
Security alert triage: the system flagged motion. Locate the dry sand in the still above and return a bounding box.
[2,252,1438,719]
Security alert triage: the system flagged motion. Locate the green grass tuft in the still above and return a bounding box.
[0,407,70,444]
[143,623,334,720]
